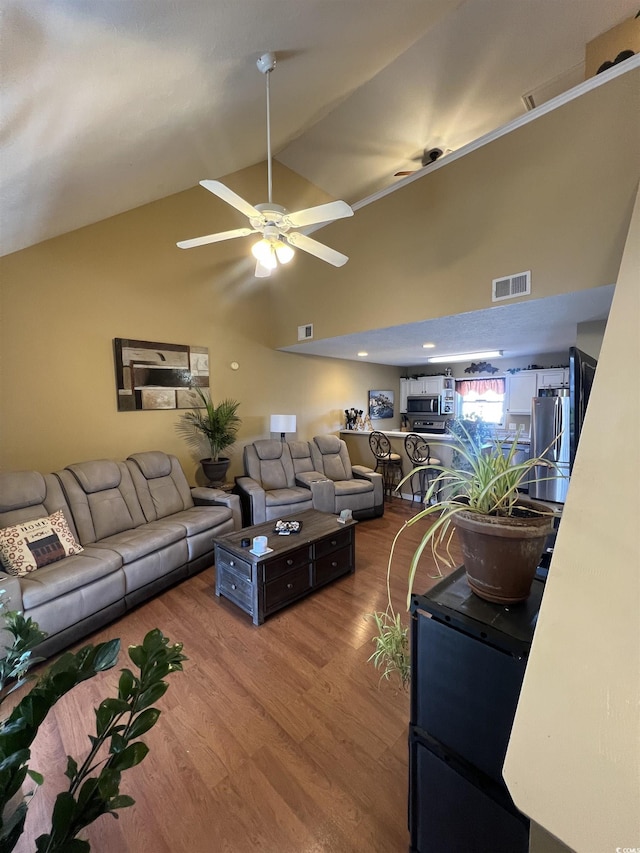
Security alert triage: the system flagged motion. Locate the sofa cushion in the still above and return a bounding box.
[129,451,172,479]
[57,463,145,544]
[288,441,316,474]
[66,460,122,493]
[90,520,184,564]
[312,435,352,481]
[0,510,84,577]
[126,452,192,522]
[0,470,46,511]
[20,546,122,609]
[254,439,286,461]
[265,488,314,507]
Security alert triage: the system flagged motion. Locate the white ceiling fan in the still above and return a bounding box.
[177,52,354,278]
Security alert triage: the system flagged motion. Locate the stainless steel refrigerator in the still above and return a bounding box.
[530,395,570,503]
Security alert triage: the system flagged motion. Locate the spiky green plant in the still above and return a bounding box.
[178,386,241,461]
[368,424,564,684]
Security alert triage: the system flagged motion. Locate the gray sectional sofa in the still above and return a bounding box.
[0,451,240,659]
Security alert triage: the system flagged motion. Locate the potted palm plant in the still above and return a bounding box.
[368,424,563,686]
[178,387,241,486]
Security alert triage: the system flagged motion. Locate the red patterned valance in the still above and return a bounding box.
[455,378,505,397]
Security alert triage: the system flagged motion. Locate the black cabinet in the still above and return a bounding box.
[409,567,544,853]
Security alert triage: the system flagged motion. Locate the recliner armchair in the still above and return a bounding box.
[308,435,384,519]
[235,439,314,525]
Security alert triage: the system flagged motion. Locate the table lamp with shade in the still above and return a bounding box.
[270,414,297,441]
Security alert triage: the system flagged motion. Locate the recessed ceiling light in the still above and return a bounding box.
[422,343,436,349]
[428,350,502,363]
[357,351,368,357]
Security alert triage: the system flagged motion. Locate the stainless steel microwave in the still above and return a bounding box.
[406,395,441,415]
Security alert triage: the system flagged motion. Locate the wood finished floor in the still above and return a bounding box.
[15,499,461,853]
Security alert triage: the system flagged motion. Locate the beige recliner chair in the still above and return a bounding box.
[235,439,314,525]
[308,435,384,519]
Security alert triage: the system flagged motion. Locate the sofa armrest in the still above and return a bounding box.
[308,478,337,514]
[295,471,327,489]
[352,466,385,505]
[191,487,242,530]
[234,476,267,525]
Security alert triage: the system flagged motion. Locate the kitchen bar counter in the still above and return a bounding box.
[340,429,454,501]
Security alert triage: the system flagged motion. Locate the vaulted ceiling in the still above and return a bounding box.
[2,0,637,261]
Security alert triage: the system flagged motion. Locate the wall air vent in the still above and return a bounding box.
[492,270,531,302]
[297,323,314,341]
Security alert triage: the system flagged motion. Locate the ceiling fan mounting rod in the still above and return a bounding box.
[257,52,277,206]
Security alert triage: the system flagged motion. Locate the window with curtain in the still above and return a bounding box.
[455,378,506,424]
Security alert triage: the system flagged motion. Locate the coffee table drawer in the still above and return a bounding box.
[217,551,252,581]
[315,547,352,586]
[314,528,352,559]
[265,566,312,611]
[217,566,254,614]
[262,545,311,582]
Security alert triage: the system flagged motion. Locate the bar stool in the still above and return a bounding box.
[404,433,441,504]
[369,431,403,500]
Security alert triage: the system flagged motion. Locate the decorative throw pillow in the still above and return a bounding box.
[0,510,83,577]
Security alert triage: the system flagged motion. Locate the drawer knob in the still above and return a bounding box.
[231,583,237,590]
[286,558,293,566]
[331,561,338,568]
[287,582,294,590]
[330,539,337,546]
[230,560,235,567]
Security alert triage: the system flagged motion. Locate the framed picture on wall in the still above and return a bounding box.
[113,338,209,411]
[369,390,394,419]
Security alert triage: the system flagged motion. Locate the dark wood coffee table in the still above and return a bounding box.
[213,508,356,624]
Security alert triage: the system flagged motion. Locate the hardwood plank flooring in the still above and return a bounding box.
[13,498,461,853]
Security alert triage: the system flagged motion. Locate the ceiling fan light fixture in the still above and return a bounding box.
[251,238,277,268]
[275,240,295,264]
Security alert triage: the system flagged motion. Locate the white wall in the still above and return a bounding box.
[503,186,640,851]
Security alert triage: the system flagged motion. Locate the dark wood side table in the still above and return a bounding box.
[213,509,356,625]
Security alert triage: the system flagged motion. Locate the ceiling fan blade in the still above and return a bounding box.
[286,232,349,267]
[176,227,254,249]
[254,259,273,278]
[199,180,263,220]
[284,200,354,229]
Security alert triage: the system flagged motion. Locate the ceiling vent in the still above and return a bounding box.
[298,323,314,341]
[492,270,531,302]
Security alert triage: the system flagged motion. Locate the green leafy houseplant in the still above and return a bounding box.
[178,387,241,484]
[0,599,186,852]
[368,424,562,687]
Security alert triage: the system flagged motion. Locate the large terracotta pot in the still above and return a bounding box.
[200,457,230,486]
[453,499,554,604]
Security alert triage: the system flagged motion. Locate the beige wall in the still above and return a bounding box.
[0,162,398,482]
[271,67,639,348]
[504,187,640,851]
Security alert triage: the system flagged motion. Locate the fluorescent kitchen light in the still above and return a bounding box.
[357,351,368,357]
[422,342,436,349]
[427,350,502,363]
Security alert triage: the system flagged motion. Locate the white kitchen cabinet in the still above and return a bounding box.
[536,368,569,390]
[505,373,537,415]
[407,377,444,396]
[400,378,409,413]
